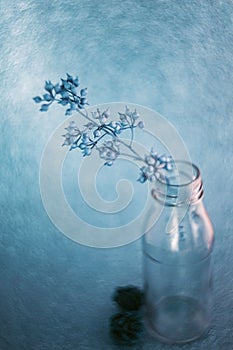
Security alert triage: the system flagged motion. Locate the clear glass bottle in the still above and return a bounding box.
[143,161,214,344]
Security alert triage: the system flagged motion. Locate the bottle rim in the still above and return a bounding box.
[151,160,203,206]
[157,160,200,187]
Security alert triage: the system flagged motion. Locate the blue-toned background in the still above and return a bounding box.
[1,1,233,349]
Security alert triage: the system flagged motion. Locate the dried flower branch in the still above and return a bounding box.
[34,73,174,182]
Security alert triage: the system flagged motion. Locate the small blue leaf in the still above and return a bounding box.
[44,81,53,92]
[60,91,69,98]
[61,79,71,90]
[137,121,144,129]
[137,173,147,183]
[84,122,94,130]
[65,109,72,116]
[105,161,113,166]
[43,93,52,101]
[71,86,77,94]
[79,143,86,150]
[73,95,80,103]
[73,77,79,87]
[58,99,69,106]
[120,121,128,127]
[94,129,101,138]
[33,96,42,103]
[83,148,91,156]
[80,97,87,105]
[70,102,76,110]
[54,84,61,93]
[80,88,87,97]
[69,144,78,151]
[66,73,73,83]
[40,104,49,112]
[115,128,122,134]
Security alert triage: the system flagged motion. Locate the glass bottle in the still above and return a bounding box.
[143,161,214,344]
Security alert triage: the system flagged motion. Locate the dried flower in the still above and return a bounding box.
[34,73,174,183]
[112,285,144,311]
[110,312,143,346]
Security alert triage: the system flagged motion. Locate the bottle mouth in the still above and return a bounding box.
[151,161,204,206]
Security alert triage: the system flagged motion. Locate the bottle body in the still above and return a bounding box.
[143,162,214,344]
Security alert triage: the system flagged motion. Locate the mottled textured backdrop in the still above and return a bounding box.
[1,1,233,349]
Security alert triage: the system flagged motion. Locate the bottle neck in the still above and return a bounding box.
[151,161,204,207]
